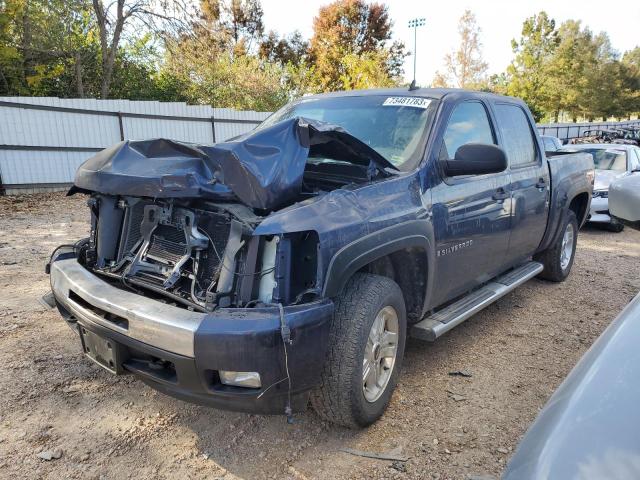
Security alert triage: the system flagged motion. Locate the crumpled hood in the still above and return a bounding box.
[594,169,626,191]
[70,117,396,210]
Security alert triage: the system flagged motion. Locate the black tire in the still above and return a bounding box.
[535,210,578,282]
[310,273,406,428]
[607,220,624,233]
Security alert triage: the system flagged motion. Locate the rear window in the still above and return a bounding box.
[559,147,629,171]
[583,149,628,171]
[494,104,538,167]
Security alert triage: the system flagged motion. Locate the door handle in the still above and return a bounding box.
[536,178,546,189]
[492,188,509,201]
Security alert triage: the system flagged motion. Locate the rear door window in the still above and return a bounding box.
[494,104,538,167]
[439,101,495,161]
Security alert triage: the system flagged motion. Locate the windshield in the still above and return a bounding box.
[579,148,628,171]
[258,95,436,170]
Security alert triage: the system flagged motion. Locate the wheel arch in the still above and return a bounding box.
[322,220,435,323]
[569,192,590,227]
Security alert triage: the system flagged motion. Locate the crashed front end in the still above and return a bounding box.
[47,116,392,414]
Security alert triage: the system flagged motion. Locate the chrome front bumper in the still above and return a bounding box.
[50,258,206,357]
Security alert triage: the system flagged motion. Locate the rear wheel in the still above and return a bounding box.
[535,210,578,282]
[310,273,406,428]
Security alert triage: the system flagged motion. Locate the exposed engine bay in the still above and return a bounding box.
[80,194,321,312]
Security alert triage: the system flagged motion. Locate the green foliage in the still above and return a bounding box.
[0,0,98,96]
[621,48,640,117]
[259,30,308,65]
[505,11,558,121]
[504,12,639,121]
[338,51,398,90]
[307,0,406,92]
[0,0,637,122]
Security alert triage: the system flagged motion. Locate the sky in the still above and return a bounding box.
[261,0,640,85]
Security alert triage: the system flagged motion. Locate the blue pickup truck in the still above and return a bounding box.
[47,88,594,427]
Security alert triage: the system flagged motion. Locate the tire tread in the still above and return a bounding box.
[310,273,404,427]
[535,210,578,282]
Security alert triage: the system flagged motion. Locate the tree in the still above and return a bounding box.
[0,0,98,97]
[620,47,640,118]
[433,10,488,89]
[259,30,307,66]
[307,0,406,92]
[200,0,264,55]
[162,44,290,110]
[91,0,191,98]
[505,14,638,122]
[579,33,625,121]
[338,51,399,90]
[548,21,585,121]
[161,0,292,110]
[505,11,558,121]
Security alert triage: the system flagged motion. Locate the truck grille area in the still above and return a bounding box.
[90,197,241,308]
[147,225,188,265]
[117,200,147,260]
[86,195,268,311]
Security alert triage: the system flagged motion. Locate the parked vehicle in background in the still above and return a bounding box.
[45,88,594,427]
[504,172,640,480]
[618,126,640,143]
[610,174,640,230]
[569,127,640,146]
[612,126,640,146]
[540,135,562,152]
[503,293,640,479]
[558,144,640,232]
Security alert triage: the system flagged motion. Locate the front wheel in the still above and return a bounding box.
[535,210,578,282]
[310,273,406,428]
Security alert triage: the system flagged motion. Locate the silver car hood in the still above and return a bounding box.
[594,169,626,191]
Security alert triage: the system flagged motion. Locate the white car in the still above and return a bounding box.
[610,174,640,230]
[558,144,640,231]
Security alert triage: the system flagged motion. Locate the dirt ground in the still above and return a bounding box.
[0,192,639,480]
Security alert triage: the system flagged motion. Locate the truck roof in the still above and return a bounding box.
[302,87,525,104]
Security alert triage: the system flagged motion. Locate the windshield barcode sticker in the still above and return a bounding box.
[382,97,431,109]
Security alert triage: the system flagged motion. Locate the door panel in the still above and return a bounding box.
[508,165,549,261]
[431,173,512,307]
[493,103,549,262]
[429,100,512,307]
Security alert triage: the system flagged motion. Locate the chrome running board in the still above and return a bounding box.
[411,261,543,341]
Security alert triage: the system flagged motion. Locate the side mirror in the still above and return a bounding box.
[443,143,508,177]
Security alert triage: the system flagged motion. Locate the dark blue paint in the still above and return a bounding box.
[256,90,592,313]
[55,88,595,414]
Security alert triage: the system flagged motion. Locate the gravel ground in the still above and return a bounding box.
[0,192,639,480]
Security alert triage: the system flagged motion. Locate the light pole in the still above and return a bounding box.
[408,18,425,86]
